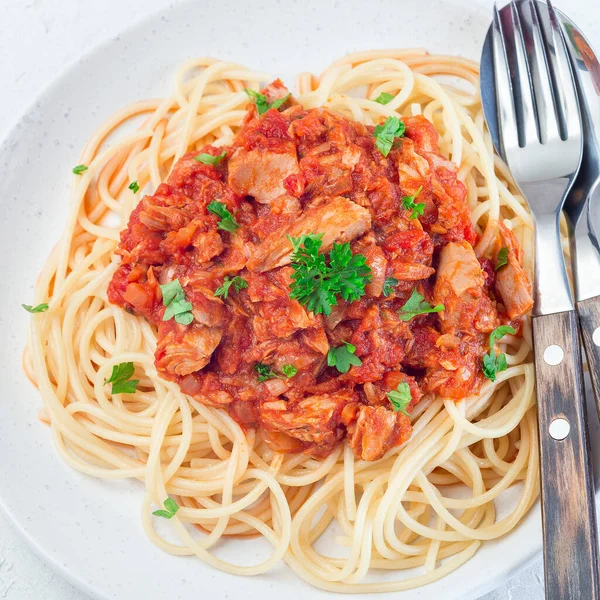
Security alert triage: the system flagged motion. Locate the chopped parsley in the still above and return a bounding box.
[128,181,140,193]
[269,94,291,111]
[402,186,425,220]
[22,303,48,313]
[160,279,194,325]
[72,164,88,175]
[495,247,509,271]
[244,89,291,115]
[382,277,399,298]
[214,276,248,300]
[374,92,395,105]
[104,362,139,395]
[482,325,516,381]
[398,289,444,322]
[152,497,180,519]
[288,234,371,316]
[194,151,227,166]
[387,382,412,416]
[207,201,239,233]
[373,116,405,157]
[327,342,362,374]
[281,364,298,378]
[255,362,297,382]
[255,363,278,382]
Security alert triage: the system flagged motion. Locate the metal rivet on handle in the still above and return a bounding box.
[549,418,570,441]
[593,327,600,347]
[543,345,564,366]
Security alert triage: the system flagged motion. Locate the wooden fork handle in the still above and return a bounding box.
[533,310,600,600]
[577,295,600,421]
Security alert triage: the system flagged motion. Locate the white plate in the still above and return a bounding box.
[1,0,599,598]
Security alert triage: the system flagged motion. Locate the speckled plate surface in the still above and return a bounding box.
[1,0,599,598]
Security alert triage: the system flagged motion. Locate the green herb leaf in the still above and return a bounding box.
[387,382,412,416]
[482,352,499,381]
[288,235,371,316]
[245,89,269,115]
[152,497,180,519]
[488,325,516,352]
[398,289,444,322]
[402,186,425,219]
[373,116,405,157]
[382,277,399,298]
[194,151,227,166]
[244,89,291,115]
[374,92,395,105]
[214,276,248,300]
[268,93,291,111]
[128,181,140,193]
[104,362,139,395]
[72,164,88,175]
[495,247,509,271]
[22,303,49,314]
[255,363,278,382]
[482,325,516,381]
[207,201,239,233]
[160,279,194,325]
[327,342,362,374]
[281,364,297,378]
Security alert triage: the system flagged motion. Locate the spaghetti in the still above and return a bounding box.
[24,50,538,592]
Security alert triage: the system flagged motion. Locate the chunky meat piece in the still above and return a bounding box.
[347,405,412,461]
[259,391,355,456]
[155,322,223,376]
[424,338,486,399]
[228,145,299,204]
[246,196,371,272]
[495,223,534,318]
[434,241,497,335]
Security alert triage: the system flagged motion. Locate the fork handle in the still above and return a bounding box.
[577,296,600,421]
[533,310,600,600]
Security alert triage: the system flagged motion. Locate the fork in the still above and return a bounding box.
[489,1,599,597]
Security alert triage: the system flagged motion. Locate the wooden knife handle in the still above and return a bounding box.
[577,295,600,421]
[532,310,600,599]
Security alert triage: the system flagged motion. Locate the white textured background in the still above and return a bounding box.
[0,0,597,599]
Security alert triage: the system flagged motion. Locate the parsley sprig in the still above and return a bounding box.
[214,276,248,300]
[72,164,88,175]
[160,279,194,325]
[288,234,371,316]
[387,382,412,416]
[104,362,139,394]
[152,497,180,519]
[373,116,405,157]
[327,342,362,374]
[128,181,140,193]
[495,247,509,272]
[398,289,444,322]
[281,364,298,378]
[244,89,291,115]
[194,151,226,166]
[402,186,425,220]
[207,201,239,233]
[382,277,399,298]
[482,325,516,381]
[255,363,297,382]
[374,92,395,105]
[22,303,49,313]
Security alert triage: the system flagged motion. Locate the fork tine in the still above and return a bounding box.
[517,0,561,144]
[509,0,539,146]
[492,3,519,156]
[544,0,581,142]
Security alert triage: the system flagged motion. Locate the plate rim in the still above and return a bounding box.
[0,0,595,598]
